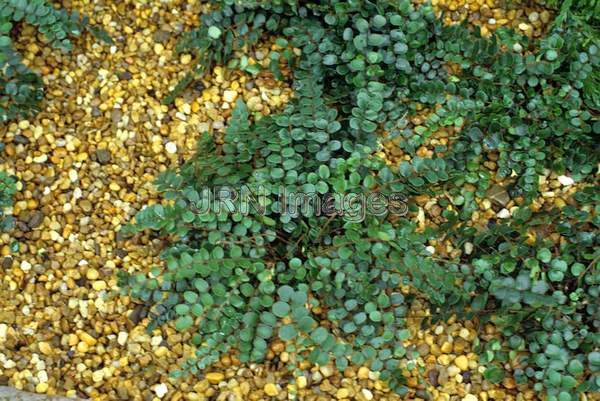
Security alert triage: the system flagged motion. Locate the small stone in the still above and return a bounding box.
[111,109,123,124]
[438,368,449,385]
[181,54,192,65]
[37,370,48,383]
[154,43,165,55]
[38,342,53,355]
[448,365,461,377]
[513,43,523,52]
[557,175,574,186]
[206,372,224,384]
[357,366,370,379]
[35,382,48,393]
[528,12,539,23]
[80,200,93,213]
[2,257,12,270]
[13,134,30,145]
[223,90,238,103]
[20,260,32,271]
[463,395,478,401]
[428,369,439,386]
[128,304,147,324]
[497,208,511,219]
[117,332,128,346]
[79,332,97,346]
[464,242,473,255]
[417,343,430,357]
[153,30,170,43]
[86,268,99,280]
[296,376,307,389]
[27,211,44,229]
[519,23,531,32]
[264,383,279,397]
[486,184,510,206]
[92,280,107,291]
[459,328,470,340]
[33,154,48,163]
[455,355,469,371]
[320,365,334,377]
[154,383,168,398]
[165,142,177,154]
[336,388,350,399]
[117,71,132,80]
[95,149,111,164]
[540,10,551,23]
[92,369,104,382]
[361,388,374,400]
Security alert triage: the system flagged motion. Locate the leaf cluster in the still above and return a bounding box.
[0,170,16,232]
[121,0,600,398]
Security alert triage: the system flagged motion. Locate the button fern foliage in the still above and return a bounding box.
[120,1,600,399]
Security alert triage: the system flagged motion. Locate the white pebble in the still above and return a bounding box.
[513,43,523,53]
[223,90,238,103]
[488,18,496,25]
[33,155,48,163]
[154,383,168,398]
[362,388,374,400]
[165,142,177,154]
[497,208,511,219]
[37,370,48,383]
[557,175,574,186]
[20,260,32,271]
[117,332,129,346]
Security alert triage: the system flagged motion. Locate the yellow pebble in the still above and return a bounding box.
[92,280,107,291]
[38,342,53,355]
[455,355,469,371]
[79,332,97,346]
[358,366,370,379]
[296,376,307,389]
[205,372,224,384]
[336,388,350,399]
[35,382,48,393]
[264,383,279,397]
[86,268,99,280]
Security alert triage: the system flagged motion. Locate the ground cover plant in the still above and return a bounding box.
[0,169,15,232]
[119,0,599,400]
[0,0,111,121]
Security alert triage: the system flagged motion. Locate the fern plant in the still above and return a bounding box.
[0,170,16,232]
[0,0,111,121]
[121,0,600,399]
